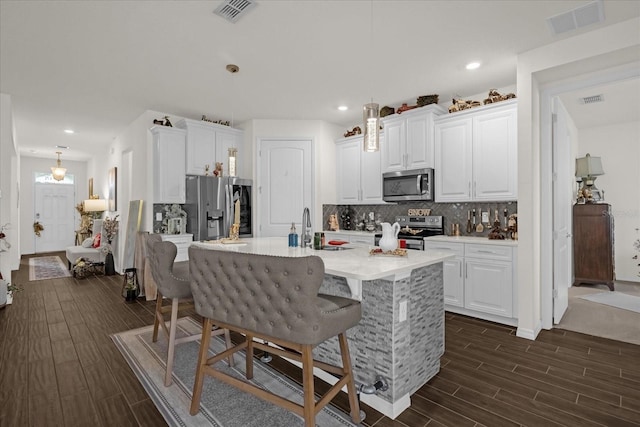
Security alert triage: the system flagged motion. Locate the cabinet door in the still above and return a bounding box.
[216,129,243,178]
[435,118,473,202]
[406,112,433,169]
[185,125,215,175]
[360,147,382,203]
[473,107,517,201]
[382,118,405,172]
[336,139,362,204]
[152,127,186,204]
[443,257,464,307]
[464,259,513,317]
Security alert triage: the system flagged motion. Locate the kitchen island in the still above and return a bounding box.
[191,237,453,419]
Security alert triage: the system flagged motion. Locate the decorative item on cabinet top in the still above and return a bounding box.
[483,89,516,105]
[343,126,362,137]
[201,115,230,126]
[153,116,173,127]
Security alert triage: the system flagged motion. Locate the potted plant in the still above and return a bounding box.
[1,280,22,307]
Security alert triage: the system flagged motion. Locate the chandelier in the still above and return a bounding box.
[51,151,66,181]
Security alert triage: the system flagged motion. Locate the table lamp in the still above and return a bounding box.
[575,153,604,202]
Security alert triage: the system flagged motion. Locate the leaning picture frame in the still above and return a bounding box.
[108,167,117,211]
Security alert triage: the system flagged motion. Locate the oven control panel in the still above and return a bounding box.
[396,215,443,228]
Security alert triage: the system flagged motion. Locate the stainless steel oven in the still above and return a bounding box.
[374,215,444,250]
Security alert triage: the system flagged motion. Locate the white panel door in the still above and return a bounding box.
[34,183,76,253]
[406,113,431,169]
[381,118,405,172]
[435,118,473,202]
[258,139,313,237]
[360,147,382,203]
[186,125,216,175]
[552,99,572,324]
[443,257,464,307]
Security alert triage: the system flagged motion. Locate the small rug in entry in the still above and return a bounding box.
[579,291,640,314]
[28,256,72,281]
[111,317,359,427]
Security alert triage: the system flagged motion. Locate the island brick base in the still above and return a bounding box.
[316,263,444,412]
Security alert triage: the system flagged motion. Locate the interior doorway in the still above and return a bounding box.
[541,64,640,333]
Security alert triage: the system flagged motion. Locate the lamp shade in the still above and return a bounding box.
[575,153,604,178]
[83,199,107,212]
[363,102,380,152]
[51,151,66,181]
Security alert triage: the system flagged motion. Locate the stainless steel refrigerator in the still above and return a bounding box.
[184,175,253,241]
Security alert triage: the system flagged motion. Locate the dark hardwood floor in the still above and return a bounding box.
[1,252,639,426]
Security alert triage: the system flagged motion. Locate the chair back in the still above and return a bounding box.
[188,247,327,345]
[148,239,191,299]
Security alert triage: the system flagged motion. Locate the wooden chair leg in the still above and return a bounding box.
[152,291,163,343]
[339,333,361,424]
[302,344,315,427]
[246,333,254,379]
[190,317,213,415]
[164,298,180,386]
[224,328,234,367]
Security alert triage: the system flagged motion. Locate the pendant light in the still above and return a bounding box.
[226,64,239,176]
[51,151,67,181]
[363,1,380,152]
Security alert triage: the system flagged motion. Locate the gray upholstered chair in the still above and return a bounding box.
[188,247,362,426]
[147,238,233,386]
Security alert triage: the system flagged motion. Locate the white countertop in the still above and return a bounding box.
[191,237,452,281]
[424,235,518,246]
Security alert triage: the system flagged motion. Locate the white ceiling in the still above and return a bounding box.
[1,0,639,161]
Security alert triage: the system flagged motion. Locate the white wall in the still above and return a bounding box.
[244,119,342,233]
[19,156,88,254]
[578,121,640,282]
[517,17,640,339]
[0,93,20,278]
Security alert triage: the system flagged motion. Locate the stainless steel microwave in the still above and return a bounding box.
[382,168,434,202]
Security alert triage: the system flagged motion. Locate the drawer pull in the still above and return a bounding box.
[477,250,497,254]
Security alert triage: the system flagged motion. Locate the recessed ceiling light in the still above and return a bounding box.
[338,105,348,111]
[56,145,69,149]
[64,129,74,134]
[465,62,481,70]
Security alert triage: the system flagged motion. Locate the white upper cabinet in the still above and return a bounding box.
[381,105,446,173]
[151,126,187,204]
[336,135,383,204]
[435,100,517,202]
[175,118,243,177]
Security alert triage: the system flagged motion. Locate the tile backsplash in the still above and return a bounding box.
[323,201,517,237]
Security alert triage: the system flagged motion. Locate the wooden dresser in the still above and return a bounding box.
[572,203,615,291]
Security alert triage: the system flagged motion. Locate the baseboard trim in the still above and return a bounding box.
[516,321,542,340]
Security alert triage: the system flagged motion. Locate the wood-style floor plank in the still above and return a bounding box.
[1,252,639,427]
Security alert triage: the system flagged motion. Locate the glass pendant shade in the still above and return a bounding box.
[363,102,380,152]
[51,151,66,181]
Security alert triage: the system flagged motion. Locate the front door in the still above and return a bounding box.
[34,182,76,253]
[257,139,313,237]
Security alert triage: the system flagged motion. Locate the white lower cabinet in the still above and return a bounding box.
[425,239,517,325]
[160,233,193,262]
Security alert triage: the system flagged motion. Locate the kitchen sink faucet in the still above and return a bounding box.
[301,207,312,248]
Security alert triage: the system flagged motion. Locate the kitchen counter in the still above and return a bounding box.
[191,237,451,419]
[321,229,379,237]
[424,235,518,246]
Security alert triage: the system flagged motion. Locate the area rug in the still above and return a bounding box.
[28,256,71,281]
[111,317,358,427]
[579,291,640,314]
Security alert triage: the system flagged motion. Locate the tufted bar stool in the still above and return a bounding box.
[188,246,362,426]
[147,239,234,387]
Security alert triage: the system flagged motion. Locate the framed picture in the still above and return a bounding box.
[108,167,117,211]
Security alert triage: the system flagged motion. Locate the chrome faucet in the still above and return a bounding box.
[301,207,312,248]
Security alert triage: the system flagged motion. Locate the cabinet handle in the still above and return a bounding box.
[477,250,497,254]
[465,263,467,279]
[473,181,476,196]
[459,262,462,277]
[468,182,471,196]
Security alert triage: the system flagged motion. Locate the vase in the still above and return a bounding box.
[104,252,116,276]
[379,222,400,252]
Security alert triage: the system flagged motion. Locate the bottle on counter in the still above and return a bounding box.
[288,222,298,247]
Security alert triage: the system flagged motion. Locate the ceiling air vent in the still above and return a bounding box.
[213,0,256,23]
[581,94,604,104]
[546,0,604,35]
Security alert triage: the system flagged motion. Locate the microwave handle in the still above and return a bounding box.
[416,175,423,195]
